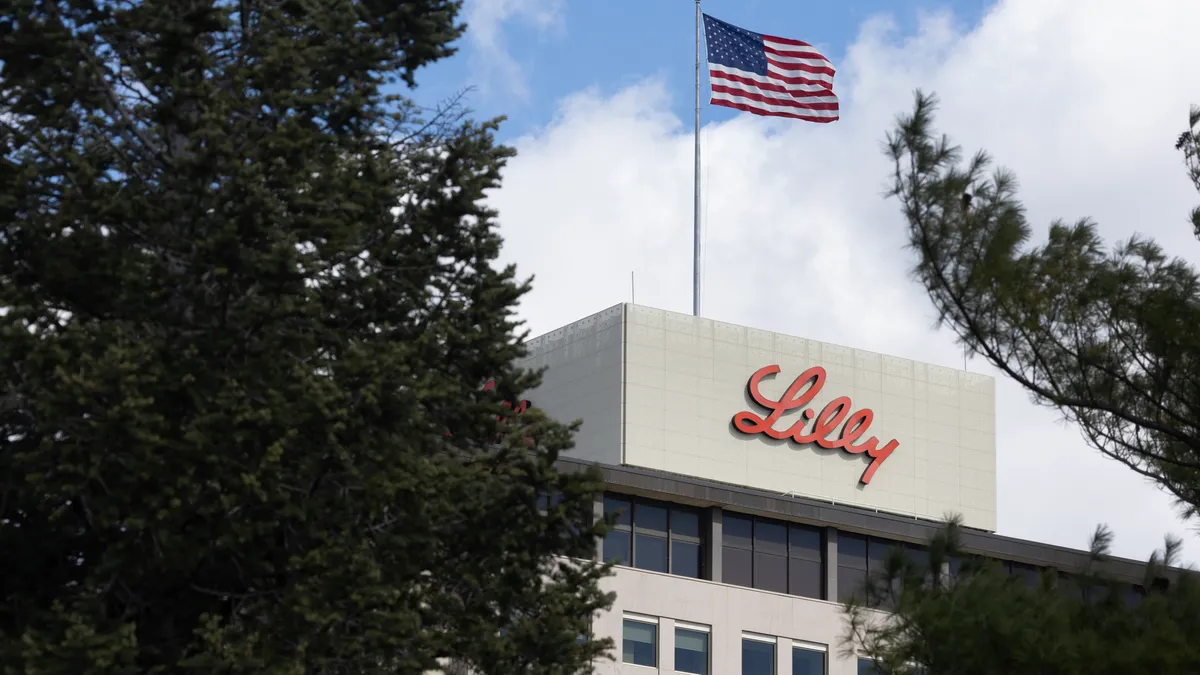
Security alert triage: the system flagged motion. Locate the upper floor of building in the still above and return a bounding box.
[571,458,1158,607]
[520,303,998,532]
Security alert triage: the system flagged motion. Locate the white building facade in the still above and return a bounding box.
[521,304,1152,675]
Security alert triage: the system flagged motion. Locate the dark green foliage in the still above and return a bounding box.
[1175,105,1200,239]
[864,91,1200,674]
[885,91,1200,516]
[844,520,1200,675]
[0,1,612,673]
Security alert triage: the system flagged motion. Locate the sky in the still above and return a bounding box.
[409,0,1200,565]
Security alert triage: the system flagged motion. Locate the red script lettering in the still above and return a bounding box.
[444,379,535,445]
[732,365,898,484]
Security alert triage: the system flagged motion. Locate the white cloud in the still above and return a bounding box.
[464,0,565,102]
[491,0,1200,564]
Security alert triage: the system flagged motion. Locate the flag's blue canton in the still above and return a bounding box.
[703,14,767,76]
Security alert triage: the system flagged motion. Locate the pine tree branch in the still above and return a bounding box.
[887,90,1200,513]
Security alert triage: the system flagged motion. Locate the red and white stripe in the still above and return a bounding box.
[709,35,839,123]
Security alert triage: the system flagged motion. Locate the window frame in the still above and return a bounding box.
[1005,560,1041,589]
[603,493,705,579]
[742,633,778,675]
[856,656,883,675]
[791,641,827,675]
[724,512,825,599]
[837,532,929,605]
[673,621,711,675]
[621,613,659,668]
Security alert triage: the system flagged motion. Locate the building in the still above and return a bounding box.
[520,303,1158,675]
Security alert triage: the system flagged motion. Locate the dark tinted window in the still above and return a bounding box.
[622,619,657,667]
[1058,572,1081,600]
[605,493,704,579]
[670,505,704,579]
[755,521,788,555]
[857,657,884,675]
[742,639,775,675]
[724,546,753,587]
[636,503,668,533]
[838,566,867,603]
[722,513,826,599]
[672,509,701,538]
[754,550,788,594]
[906,544,930,569]
[793,647,825,675]
[838,533,867,568]
[1125,584,1146,609]
[790,526,823,561]
[603,530,630,564]
[530,491,587,560]
[868,537,896,570]
[723,514,754,549]
[537,492,565,513]
[605,496,631,526]
[634,532,668,572]
[837,533,867,602]
[789,558,823,599]
[675,627,709,675]
[1007,561,1039,588]
[837,533,922,603]
[672,540,702,578]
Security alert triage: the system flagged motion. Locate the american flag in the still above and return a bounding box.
[702,14,839,123]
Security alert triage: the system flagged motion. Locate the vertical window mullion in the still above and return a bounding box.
[748,518,757,587]
[666,507,673,574]
[629,502,637,567]
[753,518,788,594]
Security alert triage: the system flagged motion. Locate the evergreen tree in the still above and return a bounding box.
[884,91,1200,515]
[0,1,612,673]
[844,520,1200,675]
[843,92,1200,674]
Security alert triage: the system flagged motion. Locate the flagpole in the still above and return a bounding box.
[692,0,702,317]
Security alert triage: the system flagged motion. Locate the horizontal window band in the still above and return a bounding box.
[674,621,711,633]
[742,633,777,644]
[794,640,828,653]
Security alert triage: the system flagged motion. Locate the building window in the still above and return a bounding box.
[1125,584,1147,608]
[837,532,868,603]
[622,615,657,667]
[535,491,591,557]
[1057,571,1080,600]
[857,657,884,675]
[789,524,824,598]
[603,494,703,578]
[837,532,924,605]
[674,623,710,675]
[723,513,824,599]
[742,634,776,675]
[792,643,826,675]
[1005,561,1040,588]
